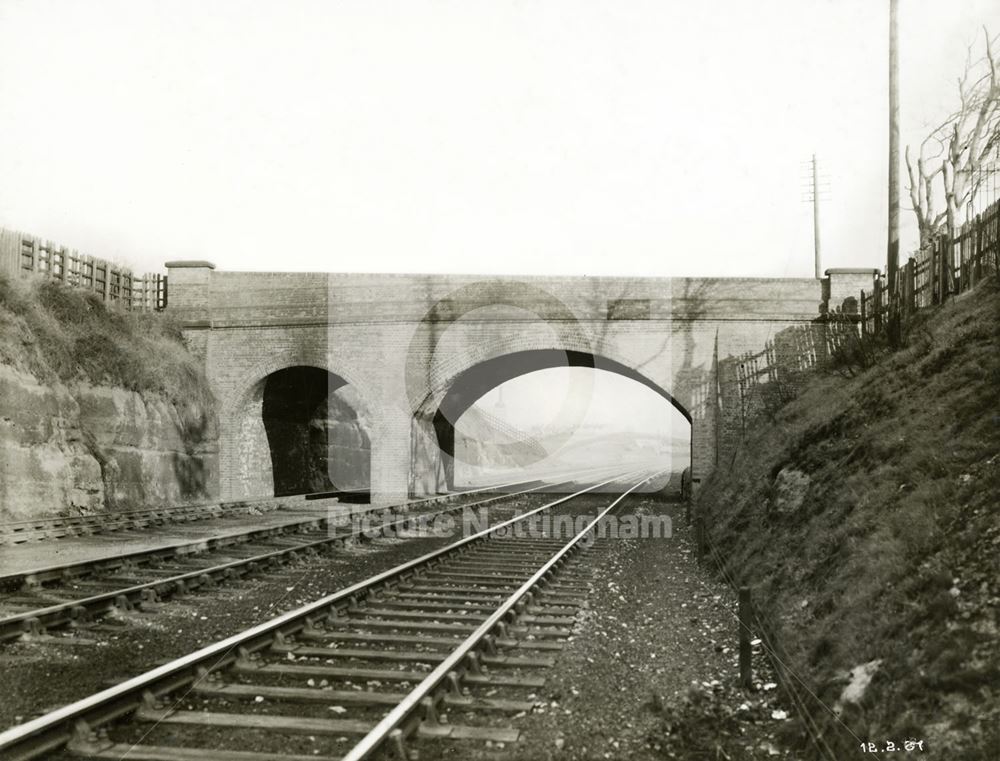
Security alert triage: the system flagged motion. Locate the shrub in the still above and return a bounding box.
[827,329,888,377]
[0,275,212,408]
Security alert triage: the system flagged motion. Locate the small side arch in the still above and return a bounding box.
[219,352,375,500]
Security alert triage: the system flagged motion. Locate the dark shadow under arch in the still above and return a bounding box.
[415,349,691,493]
[262,366,371,498]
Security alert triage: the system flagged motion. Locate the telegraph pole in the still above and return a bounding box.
[887,0,900,297]
[812,154,822,278]
[802,154,828,278]
[886,0,902,346]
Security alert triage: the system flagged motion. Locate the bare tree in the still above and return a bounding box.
[906,27,1000,250]
[904,133,947,251]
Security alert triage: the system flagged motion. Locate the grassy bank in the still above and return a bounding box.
[0,274,211,408]
[693,277,999,758]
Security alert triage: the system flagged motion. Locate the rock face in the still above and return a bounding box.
[0,364,218,520]
[311,394,371,493]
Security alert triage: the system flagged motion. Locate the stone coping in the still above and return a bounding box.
[165,260,216,269]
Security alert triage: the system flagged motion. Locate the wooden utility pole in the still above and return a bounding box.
[812,154,822,278]
[802,154,828,277]
[887,0,902,346]
[887,0,900,296]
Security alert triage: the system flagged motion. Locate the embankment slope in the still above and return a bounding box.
[696,277,999,757]
[0,276,218,519]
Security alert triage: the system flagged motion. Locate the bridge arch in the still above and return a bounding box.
[409,347,693,495]
[220,352,375,500]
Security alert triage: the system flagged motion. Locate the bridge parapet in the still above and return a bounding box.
[164,260,215,360]
[164,260,215,325]
[164,268,826,328]
[825,268,878,315]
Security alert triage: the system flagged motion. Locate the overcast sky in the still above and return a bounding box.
[2,1,999,278]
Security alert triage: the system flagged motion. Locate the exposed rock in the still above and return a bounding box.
[834,659,882,715]
[0,364,218,520]
[772,467,811,514]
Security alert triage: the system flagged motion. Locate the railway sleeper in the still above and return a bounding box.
[275,642,558,666]
[129,704,519,747]
[192,680,535,714]
[234,660,547,688]
[72,740,343,760]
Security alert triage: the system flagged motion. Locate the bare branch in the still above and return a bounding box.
[906,27,1000,245]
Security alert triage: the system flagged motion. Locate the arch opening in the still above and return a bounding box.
[411,350,691,496]
[261,366,371,499]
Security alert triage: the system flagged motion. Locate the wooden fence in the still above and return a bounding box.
[735,316,858,392]
[862,197,1000,335]
[0,228,166,311]
[733,314,858,428]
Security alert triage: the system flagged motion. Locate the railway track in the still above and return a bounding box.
[0,465,635,643]
[0,467,661,760]
[0,468,577,546]
[0,500,303,546]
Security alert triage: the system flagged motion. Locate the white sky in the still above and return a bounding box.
[468,367,690,440]
[459,367,691,475]
[2,1,999,278]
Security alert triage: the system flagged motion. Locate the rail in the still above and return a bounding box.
[0,467,650,760]
[341,468,661,760]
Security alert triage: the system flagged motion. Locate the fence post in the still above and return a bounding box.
[929,240,938,305]
[972,214,981,288]
[938,238,944,303]
[905,258,915,315]
[995,209,1000,277]
[962,225,967,292]
[872,281,878,335]
[859,290,867,337]
[941,236,951,303]
[874,277,882,335]
[738,586,753,689]
[695,515,707,560]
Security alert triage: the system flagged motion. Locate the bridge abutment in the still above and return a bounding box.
[369,405,413,506]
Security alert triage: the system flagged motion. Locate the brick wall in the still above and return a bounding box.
[166,264,827,502]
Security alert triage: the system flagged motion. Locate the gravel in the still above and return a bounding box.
[490,496,796,761]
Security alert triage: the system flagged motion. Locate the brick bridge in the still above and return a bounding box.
[165,263,873,504]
